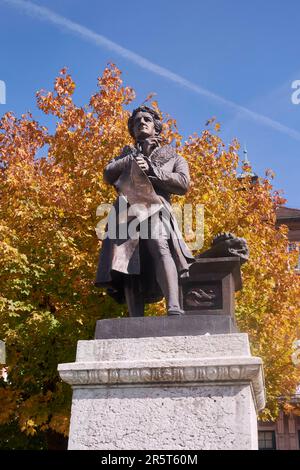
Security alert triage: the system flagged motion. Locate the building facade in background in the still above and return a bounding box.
[258,206,300,450]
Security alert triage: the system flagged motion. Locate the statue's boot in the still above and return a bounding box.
[167,308,184,316]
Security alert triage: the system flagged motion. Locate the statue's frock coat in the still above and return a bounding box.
[94,144,194,304]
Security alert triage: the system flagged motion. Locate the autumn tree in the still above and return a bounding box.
[0,64,299,447]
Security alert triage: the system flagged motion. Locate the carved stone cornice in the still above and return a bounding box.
[58,357,265,411]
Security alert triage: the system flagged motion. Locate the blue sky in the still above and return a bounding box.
[0,0,299,207]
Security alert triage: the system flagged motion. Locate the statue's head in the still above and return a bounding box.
[128,106,162,142]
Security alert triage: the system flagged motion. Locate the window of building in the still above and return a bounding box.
[258,431,276,450]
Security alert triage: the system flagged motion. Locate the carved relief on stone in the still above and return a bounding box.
[185,288,217,307]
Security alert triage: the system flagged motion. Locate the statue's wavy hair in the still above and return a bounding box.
[128,106,163,140]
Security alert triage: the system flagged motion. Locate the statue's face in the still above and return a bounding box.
[132,111,155,141]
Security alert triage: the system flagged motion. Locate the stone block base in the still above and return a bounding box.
[58,333,265,450]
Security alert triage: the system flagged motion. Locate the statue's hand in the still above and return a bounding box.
[136,155,149,172]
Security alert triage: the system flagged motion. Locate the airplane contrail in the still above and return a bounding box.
[3,0,300,141]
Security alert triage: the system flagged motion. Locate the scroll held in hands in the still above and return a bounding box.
[115,158,163,223]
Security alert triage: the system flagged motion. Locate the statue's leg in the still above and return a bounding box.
[124,275,145,317]
[144,237,183,315]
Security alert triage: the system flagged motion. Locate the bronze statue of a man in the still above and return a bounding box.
[95,106,194,316]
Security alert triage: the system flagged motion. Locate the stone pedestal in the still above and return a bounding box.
[180,257,242,317]
[58,330,265,450]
